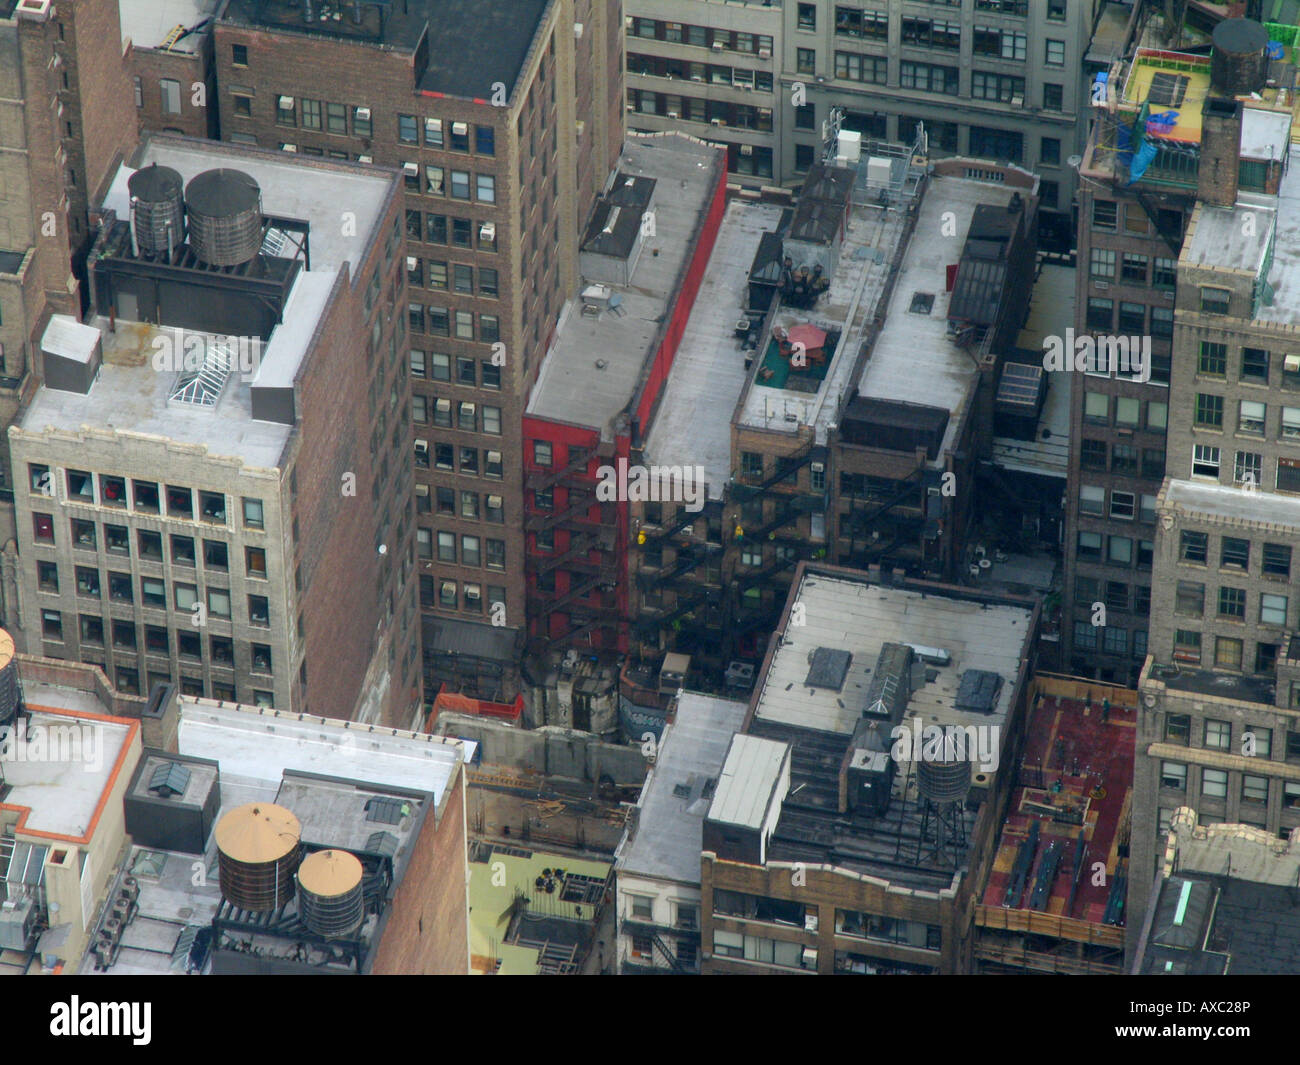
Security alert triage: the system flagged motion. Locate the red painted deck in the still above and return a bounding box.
[981,693,1136,923]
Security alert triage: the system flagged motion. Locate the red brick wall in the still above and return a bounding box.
[370,768,469,974]
[131,47,215,140]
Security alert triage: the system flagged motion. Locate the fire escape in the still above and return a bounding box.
[837,465,928,571]
[524,441,621,654]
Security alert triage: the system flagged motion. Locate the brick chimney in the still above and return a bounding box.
[1198,97,1243,208]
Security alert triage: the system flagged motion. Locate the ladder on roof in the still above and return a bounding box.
[159,24,187,51]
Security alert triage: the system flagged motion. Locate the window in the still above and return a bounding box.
[1173,629,1201,663]
[1217,586,1246,619]
[1115,397,1140,428]
[1238,401,1265,434]
[899,62,959,95]
[251,644,273,674]
[1110,490,1135,520]
[1191,445,1220,479]
[1045,39,1065,65]
[1263,543,1291,578]
[797,3,816,30]
[399,114,418,143]
[1160,762,1187,790]
[1092,201,1118,231]
[71,519,96,550]
[207,588,232,620]
[1175,582,1204,617]
[1235,451,1262,488]
[1078,486,1104,516]
[1089,247,1115,280]
[1199,342,1227,376]
[1043,82,1063,110]
[1108,535,1132,565]
[245,546,267,579]
[1081,439,1106,470]
[1086,298,1113,330]
[1194,393,1223,428]
[1111,444,1137,474]
[1242,347,1269,382]
[461,535,481,567]
[797,48,815,76]
[1180,530,1207,564]
[167,486,193,519]
[141,577,166,610]
[449,171,471,200]
[352,105,371,137]
[1204,719,1232,750]
[1201,768,1228,800]
[1076,530,1102,561]
[1165,714,1190,744]
[476,174,496,203]
[1151,308,1174,340]
[1221,537,1249,570]
[1261,593,1288,627]
[203,540,228,571]
[162,79,182,115]
[42,610,63,641]
[834,53,889,84]
[1200,287,1231,315]
[1073,622,1098,650]
[475,125,496,155]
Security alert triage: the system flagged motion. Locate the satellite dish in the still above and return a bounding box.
[1067,154,1083,168]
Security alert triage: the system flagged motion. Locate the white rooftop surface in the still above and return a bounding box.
[119,0,219,53]
[643,201,785,498]
[1183,197,1275,276]
[708,733,788,831]
[19,317,294,470]
[1240,107,1292,163]
[1164,477,1300,526]
[25,682,117,716]
[526,134,721,435]
[616,692,748,885]
[41,316,98,363]
[737,202,908,439]
[177,699,471,805]
[104,140,391,275]
[1259,146,1300,325]
[857,176,1019,457]
[754,572,1032,736]
[0,711,132,839]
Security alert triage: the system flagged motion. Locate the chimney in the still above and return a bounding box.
[1198,97,1243,208]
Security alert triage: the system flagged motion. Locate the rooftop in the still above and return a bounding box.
[0,709,137,841]
[855,176,1023,461]
[526,134,723,436]
[18,137,395,466]
[1260,145,1300,322]
[980,690,1136,926]
[221,0,432,51]
[752,570,1033,738]
[1182,196,1277,276]
[708,733,789,832]
[119,0,220,53]
[642,201,785,499]
[176,698,470,809]
[616,692,748,886]
[1162,476,1300,527]
[419,0,550,100]
[735,199,907,438]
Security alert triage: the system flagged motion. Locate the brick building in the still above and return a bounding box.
[9,134,419,726]
[119,0,222,140]
[208,0,624,701]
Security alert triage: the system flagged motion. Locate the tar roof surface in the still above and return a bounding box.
[1259,146,1300,325]
[752,571,1033,738]
[526,134,722,435]
[642,201,785,498]
[617,692,748,885]
[419,0,551,99]
[221,0,434,51]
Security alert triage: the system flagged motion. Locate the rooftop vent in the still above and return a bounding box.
[955,669,1003,715]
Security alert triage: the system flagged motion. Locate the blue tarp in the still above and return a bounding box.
[1127,140,1159,183]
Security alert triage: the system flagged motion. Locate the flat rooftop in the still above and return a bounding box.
[616,692,748,886]
[980,691,1135,925]
[420,0,550,99]
[752,570,1033,738]
[220,0,432,51]
[119,0,221,53]
[176,698,470,809]
[1,709,135,840]
[526,134,722,436]
[18,137,396,466]
[1260,145,1300,324]
[736,200,908,438]
[1182,197,1276,276]
[1163,477,1300,527]
[855,176,1022,461]
[642,201,785,499]
[708,733,788,832]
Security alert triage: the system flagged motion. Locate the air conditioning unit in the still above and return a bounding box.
[278,95,294,110]
[281,143,297,152]
[414,440,429,454]
[574,22,584,38]
[712,41,724,52]
[480,222,496,241]
[626,103,636,111]
[759,48,771,58]
[710,118,724,126]
[1286,354,1300,372]
[1094,280,1109,289]
[740,144,753,155]
[667,110,680,119]
[451,121,468,136]
[810,461,824,473]
[1009,95,1024,108]
[358,154,373,163]
[690,75,704,82]
[403,161,419,175]
[356,106,371,121]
